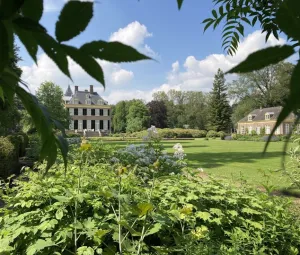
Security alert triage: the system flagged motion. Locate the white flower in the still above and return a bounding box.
[173,143,183,150]
[197,168,204,172]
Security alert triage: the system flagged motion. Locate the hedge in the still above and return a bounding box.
[0,137,17,179]
[127,128,208,138]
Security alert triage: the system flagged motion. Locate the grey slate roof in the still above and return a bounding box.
[238,106,295,123]
[67,90,108,105]
[64,85,73,97]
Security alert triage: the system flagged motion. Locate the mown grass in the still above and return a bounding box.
[98,138,292,190]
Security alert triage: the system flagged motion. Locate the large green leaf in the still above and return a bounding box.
[33,32,71,78]
[55,1,93,42]
[227,46,295,74]
[61,44,105,86]
[13,17,46,33]
[55,135,69,170]
[0,69,18,104]
[276,0,300,41]
[26,239,55,255]
[16,86,67,171]
[21,0,43,22]
[13,25,38,63]
[0,22,9,73]
[0,0,24,19]
[80,41,151,63]
[177,0,184,10]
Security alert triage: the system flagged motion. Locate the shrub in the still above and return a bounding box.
[1,162,300,254]
[261,127,266,135]
[231,133,238,140]
[217,131,226,140]
[26,134,41,160]
[6,134,22,158]
[206,130,218,138]
[251,130,257,136]
[67,132,81,138]
[16,132,29,157]
[0,137,16,179]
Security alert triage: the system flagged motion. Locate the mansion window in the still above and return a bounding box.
[249,126,252,134]
[83,109,87,116]
[91,109,95,116]
[85,99,91,105]
[248,115,252,121]
[100,109,103,116]
[241,126,245,134]
[285,123,290,134]
[265,125,271,135]
[74,108,78,115]
[98,99,104,105]
[73,98,79,104]
[275,126,281,135]
[256,127,260,135]
[108,109,110,116]
[265,114,270,120]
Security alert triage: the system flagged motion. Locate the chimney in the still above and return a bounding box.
[75,86,78,92]
[90,85,94,93]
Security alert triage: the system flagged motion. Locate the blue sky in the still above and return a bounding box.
[19,0,286,103]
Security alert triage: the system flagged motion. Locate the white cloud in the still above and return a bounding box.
[109,21,158,59]
[102,30,287,104]
[154,30,286,93]
[21,54,134,93]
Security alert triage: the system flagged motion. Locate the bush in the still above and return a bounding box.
[217,131,226,140]
[26,134,41,160]
[206,130,218,138]
[16,132,29,157]
[231,133,238,140]
[251,130,257,136]
[67,132,81,138]
[1,162,300,254]
[0,137,17,179]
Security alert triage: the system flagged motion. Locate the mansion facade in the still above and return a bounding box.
[237,106,298,135]
[64,85,111,134]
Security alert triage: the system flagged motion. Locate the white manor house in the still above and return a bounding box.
[64,85,112,135]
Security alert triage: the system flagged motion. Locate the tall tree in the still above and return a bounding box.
[126,100,149,133]
[207,69,231,132]
[147,100,167,128]
[228,62,294,108]
[113,101,127,133]
[36,81,70,128]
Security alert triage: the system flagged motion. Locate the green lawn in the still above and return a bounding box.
[101,139,291,189]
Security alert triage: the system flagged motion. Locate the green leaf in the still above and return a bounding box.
[0,0,24,19]
[145,223,162,237]
[195,211,211,221]
[80,41,151,63]
[55,1,93,42]
[21,0,43,21]
[276,0,300,41]
[33,32,71,78]
[137,202,153,217]
[245,219,263,230]
[55,209,64,220]
[212,10,218,19]
[0,87,4,101]
[0,22,9,72]
[61,44,105,86]
[227,46,295,74]
[13,24,38,63]
[13,17,47,33]
[0,69,18,103]
[55,135,68,170]
[15,86,63,171]
[52,195,70,203]
[26,239,56,255]
[177,0,184,10]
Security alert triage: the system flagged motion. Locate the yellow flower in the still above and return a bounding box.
[116,166,127,175]
[153,160,160,169]
[80,143,91,151]
[191,226,209,240]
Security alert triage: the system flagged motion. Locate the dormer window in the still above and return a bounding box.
[85,99,91,105]
[86,94,90,99]
[97,99,104,105]
[248,115,252,121]
[73,97,79,104]
[265,113,270,120]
